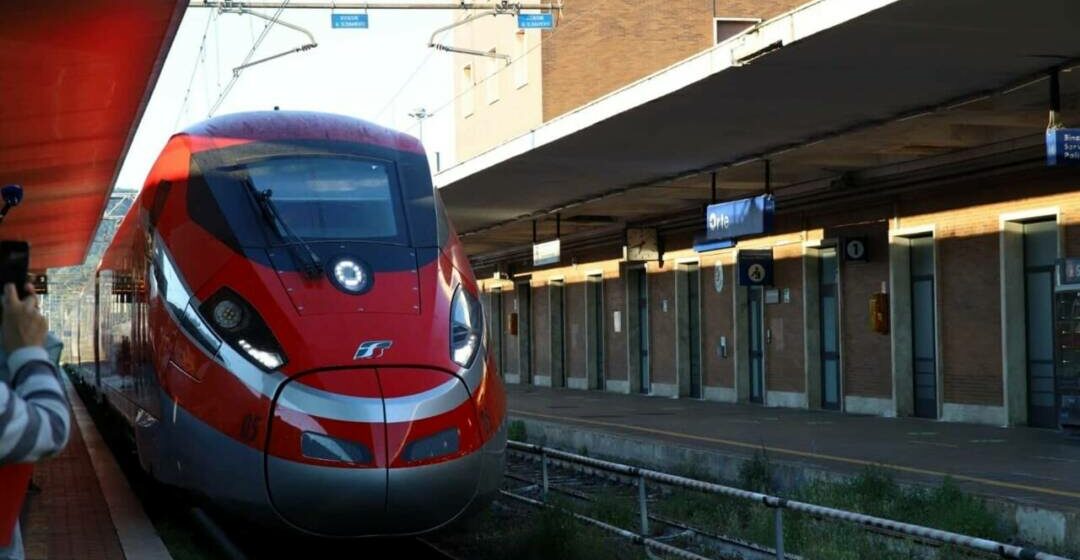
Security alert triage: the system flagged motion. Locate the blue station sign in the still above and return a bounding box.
[706,194,775,241]
[737,249,774,287]
[518,13,555,29]
[1046,128,1080,166]
[332,13,369,29]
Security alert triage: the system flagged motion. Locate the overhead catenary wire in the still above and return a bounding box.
[373,49,438,122]
[214,9,223,91]
[202,23,213,113]
[373,7,476,125]
[173,9,218,131]
[208,0,292,117]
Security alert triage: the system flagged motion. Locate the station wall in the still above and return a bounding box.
[477,168,1080,427]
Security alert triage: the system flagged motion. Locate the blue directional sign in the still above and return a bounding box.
[706,194,774,241]
[1047,128,1080,166]
[332,13,369,29]
[693,233,736,254]
[738,250,774,287]
[518,13,555,29]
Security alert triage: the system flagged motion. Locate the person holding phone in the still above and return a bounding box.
[0,282,71,560]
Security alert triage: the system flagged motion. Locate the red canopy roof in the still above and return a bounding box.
[0,1,185,269]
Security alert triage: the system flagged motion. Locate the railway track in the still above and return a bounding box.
[502,448,1013,560]
[188,505,463,560]
[504,451,788,560]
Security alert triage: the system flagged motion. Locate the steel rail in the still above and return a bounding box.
[509,441,1071,560]
[505,468,789,560]
[499,490,714,560]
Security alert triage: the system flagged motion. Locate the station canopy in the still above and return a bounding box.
[0,1,184,269]
[435,0,1080,257]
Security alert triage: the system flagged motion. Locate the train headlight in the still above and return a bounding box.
[200,288,288,372]
[450,286,483,368]
[212,299,246,331]
[237,339,284,370]
[329,258,370,294]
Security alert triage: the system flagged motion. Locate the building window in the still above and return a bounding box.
[461,64,474,118]
[514,30,528,89]
[485,50,500,105]
[714,17,760,44]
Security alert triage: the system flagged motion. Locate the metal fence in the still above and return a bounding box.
[508,441,1071,560]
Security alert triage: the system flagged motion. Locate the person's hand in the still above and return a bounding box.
[3,283,47,353]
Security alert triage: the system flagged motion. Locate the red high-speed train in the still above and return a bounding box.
[67,111,506,536]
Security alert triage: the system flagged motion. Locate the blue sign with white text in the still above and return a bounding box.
[518,13,555,29]
[706,194,774,241]
[332,13,369,29]
[738,250,774,286]
[1047,128,1080,166]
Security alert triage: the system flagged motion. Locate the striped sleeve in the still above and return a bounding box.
[0,347,71,465]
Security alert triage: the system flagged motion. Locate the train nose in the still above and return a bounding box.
[382,369,486,533]
[264,368,482,536]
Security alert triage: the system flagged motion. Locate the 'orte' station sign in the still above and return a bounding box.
[706,194,775,241]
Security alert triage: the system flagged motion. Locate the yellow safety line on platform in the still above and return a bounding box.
[510,409,1080,500]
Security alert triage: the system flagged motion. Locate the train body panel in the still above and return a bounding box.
[66,111,506,537]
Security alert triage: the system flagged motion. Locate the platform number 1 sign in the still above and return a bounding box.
[843,236,869,262]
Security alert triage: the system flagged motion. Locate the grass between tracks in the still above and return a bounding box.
[503,445,1080,559]
[655,454,1004,559]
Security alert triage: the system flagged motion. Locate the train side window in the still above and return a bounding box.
[149,181,172,226]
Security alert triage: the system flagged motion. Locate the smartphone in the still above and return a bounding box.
[0,241,30,299]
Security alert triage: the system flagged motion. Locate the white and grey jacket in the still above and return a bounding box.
[0,346,70,465]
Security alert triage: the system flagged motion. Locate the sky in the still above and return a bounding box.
[115,1,460,192]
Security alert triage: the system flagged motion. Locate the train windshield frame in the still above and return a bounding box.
[239,155,409,245]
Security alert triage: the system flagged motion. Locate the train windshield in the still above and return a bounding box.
[244,156,406,243]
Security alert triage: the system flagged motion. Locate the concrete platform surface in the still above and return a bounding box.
[506,384,1080,511]
[19,380,171,560]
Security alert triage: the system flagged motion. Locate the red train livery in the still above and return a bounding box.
[67,111,507,536]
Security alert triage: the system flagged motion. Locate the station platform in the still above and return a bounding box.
[506,384,1079,518]
[18,380,170,560]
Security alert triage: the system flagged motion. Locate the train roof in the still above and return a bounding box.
[180,111,425,156]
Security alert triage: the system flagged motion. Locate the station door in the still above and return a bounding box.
[911,235,938,419]
[550,280,565,388]
[748,286,765,404]
[517,283,532,384]
[587,275,605,390]
[820,248,841,410]
[631,267,650,394]
[1025,220,1057,428]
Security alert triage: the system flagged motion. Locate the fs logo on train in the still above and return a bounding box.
[354,340,393,360]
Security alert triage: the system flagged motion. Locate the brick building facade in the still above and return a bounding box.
[477,169,1080,427]
[449,1,1080,428]
[454,0,805,160]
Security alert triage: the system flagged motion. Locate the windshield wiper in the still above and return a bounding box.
[244,179,323,279]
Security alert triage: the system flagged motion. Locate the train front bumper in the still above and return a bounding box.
[264,367,502,536]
